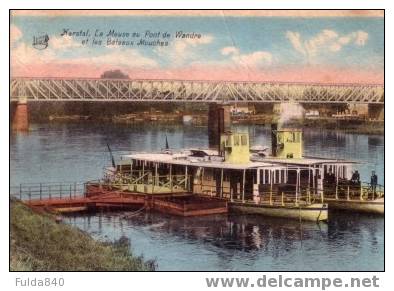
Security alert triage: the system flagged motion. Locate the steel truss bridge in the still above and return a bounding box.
[10,78,384,104]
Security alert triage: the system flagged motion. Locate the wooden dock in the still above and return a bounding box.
[11,182,228,216]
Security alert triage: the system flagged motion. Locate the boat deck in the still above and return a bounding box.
[15,183,228,217]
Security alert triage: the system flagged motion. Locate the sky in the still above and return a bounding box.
[10,11,384,84]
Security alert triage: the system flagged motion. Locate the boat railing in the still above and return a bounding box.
[253,188,324,206]
[199,183,232,197]
[103,168,152,184]
[10,182,86,202]
[324,182,384,201]
[87,174,193,194]
[196,182,325,206]
[103,169,192,189]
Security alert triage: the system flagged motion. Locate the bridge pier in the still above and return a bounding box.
[12,99,29,132]
[208,103,231,150]
[368,104,384,120]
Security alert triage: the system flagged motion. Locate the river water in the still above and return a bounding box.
[10,122,384,271]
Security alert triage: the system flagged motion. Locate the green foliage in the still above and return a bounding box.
[100,69,129,79]
[10,199,156,271]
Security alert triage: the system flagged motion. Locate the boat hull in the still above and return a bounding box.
[325,198,384,215]
[229,202,328,222]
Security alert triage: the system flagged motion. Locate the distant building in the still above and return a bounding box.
[230,104,255,115]
[305,110,320,119]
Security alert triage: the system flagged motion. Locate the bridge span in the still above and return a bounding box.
[11,78,384,104]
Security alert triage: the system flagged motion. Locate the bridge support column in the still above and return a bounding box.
[208,103,231,150]
[368,104,384,120]
[12,99,29,132]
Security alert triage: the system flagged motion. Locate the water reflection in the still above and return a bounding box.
[368,135,384,147]
[64,210,382,271]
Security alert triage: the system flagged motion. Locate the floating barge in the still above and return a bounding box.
[19,183,227,217]
[105,125,383,220]
[153,195,227,216]
[111,150,329,221]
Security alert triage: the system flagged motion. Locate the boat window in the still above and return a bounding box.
[234,135,240,146]
[286,132,301,143]
[264,170,268,184]
[205,170,212,181]
[277,133,283,143]
[294,132,300,143]
[241,135,247,146]
[286,133,294,142]
[191,150,208,157]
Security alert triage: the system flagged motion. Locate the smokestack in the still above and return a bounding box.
[208,103,231,152]
[271,123,278,157]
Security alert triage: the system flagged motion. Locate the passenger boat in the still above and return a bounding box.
[101,125,383,221]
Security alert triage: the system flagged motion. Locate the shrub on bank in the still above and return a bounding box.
[10,199,156,271]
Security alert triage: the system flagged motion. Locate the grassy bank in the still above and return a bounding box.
[10,199,156,271]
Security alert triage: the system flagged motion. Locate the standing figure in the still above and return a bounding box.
[371,171,378,195]
[324,169,336,195]
[351,170,360,185]
[354,170,360,185]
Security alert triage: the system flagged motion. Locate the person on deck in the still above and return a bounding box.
[324,169,336,195]
[326,169,336,184]
[371,171,378,195]
[351,170,360,185]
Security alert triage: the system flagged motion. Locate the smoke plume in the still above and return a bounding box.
[277,102,305,126]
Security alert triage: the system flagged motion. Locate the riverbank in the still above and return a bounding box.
[11,101,383,135]
[288,118,384,135]
[10,199,156,271]
[42,114,384,135]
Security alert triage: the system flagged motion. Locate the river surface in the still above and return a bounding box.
[10,122,384,271]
